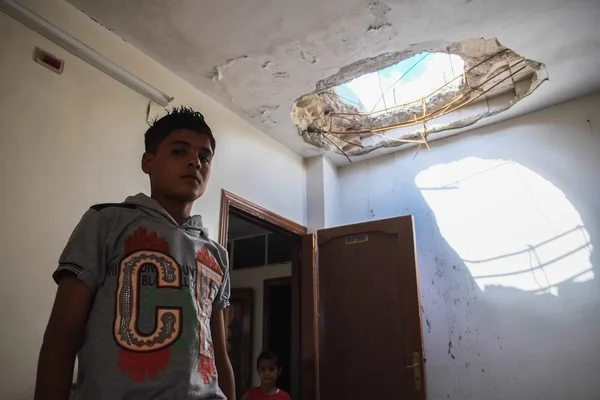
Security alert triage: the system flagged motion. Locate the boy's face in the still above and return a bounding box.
[257,360,280,385]
[142,129,213,203]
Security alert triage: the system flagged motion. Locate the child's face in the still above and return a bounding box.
[142,129,213,202]
[257,360,280,385]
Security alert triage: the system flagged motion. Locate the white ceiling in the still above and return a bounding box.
[67,0,600,162]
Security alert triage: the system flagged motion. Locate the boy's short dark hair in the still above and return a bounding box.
[257,350,281,369]
[144,106,216,154]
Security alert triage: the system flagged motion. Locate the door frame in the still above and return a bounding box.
[218,190,306,244]
[218,190,311,400]
[227,287,254,398]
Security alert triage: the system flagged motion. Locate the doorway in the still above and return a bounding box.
[219,193,426,400]
[218,190,307,400]
[263,277,292,393]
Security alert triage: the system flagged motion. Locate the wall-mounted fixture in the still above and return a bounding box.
[34,47,64,74]
[0,0,173,106]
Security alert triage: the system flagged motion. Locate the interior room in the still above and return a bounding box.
[1,0,599,399]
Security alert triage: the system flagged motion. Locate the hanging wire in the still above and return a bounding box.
[378,70,388,111]
[448,48,456,80]
[323,133,352,163]
[322,91,362,107]
[326,59,526,136]
[369,52,432,112]
[316,49,526,158]
[332,49,510,118]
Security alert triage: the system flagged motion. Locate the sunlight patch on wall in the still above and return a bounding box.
[415,157,593,296]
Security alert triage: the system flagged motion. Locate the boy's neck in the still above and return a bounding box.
[151,193,193,225]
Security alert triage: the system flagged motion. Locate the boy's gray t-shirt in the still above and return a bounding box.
[54,193,231,400]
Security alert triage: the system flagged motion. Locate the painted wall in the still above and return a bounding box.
[306,157,326,233]
[230,264,292,386]
[0,2,305,398]
[306,155,340,232]
[322,156,340,228]
[337,93,600,399]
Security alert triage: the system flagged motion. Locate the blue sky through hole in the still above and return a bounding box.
[336,52,465,113]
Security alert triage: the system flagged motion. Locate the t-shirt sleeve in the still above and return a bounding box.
[213,243,231,310]
[53,208,108,292]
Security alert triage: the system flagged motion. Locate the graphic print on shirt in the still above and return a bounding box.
[195,247,224,384]
[114,227,182,382]
[113,226,224,384]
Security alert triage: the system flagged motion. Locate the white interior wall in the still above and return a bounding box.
[306,155,340,232]
[0,2,305,398]
[336,93,600,399]
[230,264,292,387]
[305,156,325,233]
[322,156,340,228]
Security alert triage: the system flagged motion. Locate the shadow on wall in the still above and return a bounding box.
[341,104,600,399]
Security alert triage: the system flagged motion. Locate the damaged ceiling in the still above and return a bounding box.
[292,38,548,157]
[66,0,600,163]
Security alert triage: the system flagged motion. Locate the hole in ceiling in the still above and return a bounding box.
[337,52,465,113]
[291,38,548,158]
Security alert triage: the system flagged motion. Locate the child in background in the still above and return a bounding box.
[242,351,290,400]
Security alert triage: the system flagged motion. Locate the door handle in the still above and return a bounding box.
[402,352,422,391]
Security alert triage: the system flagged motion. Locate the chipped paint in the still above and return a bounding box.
[301,50,318,64]
[210,55,250,82]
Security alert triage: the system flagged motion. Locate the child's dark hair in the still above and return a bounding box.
[144,106,215,154]
[257,350,282,369]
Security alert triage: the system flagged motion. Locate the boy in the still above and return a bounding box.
[34,107,235,400]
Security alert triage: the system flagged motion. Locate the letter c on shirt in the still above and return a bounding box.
[114,251,182,352]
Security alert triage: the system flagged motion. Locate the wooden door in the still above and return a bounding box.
[317,216,426,400]
[225,288,253,399]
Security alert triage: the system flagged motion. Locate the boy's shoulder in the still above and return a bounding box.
[90,202,138,212]
[74,202,138,227]
[77,202,140,229]
[83,202,139,222]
